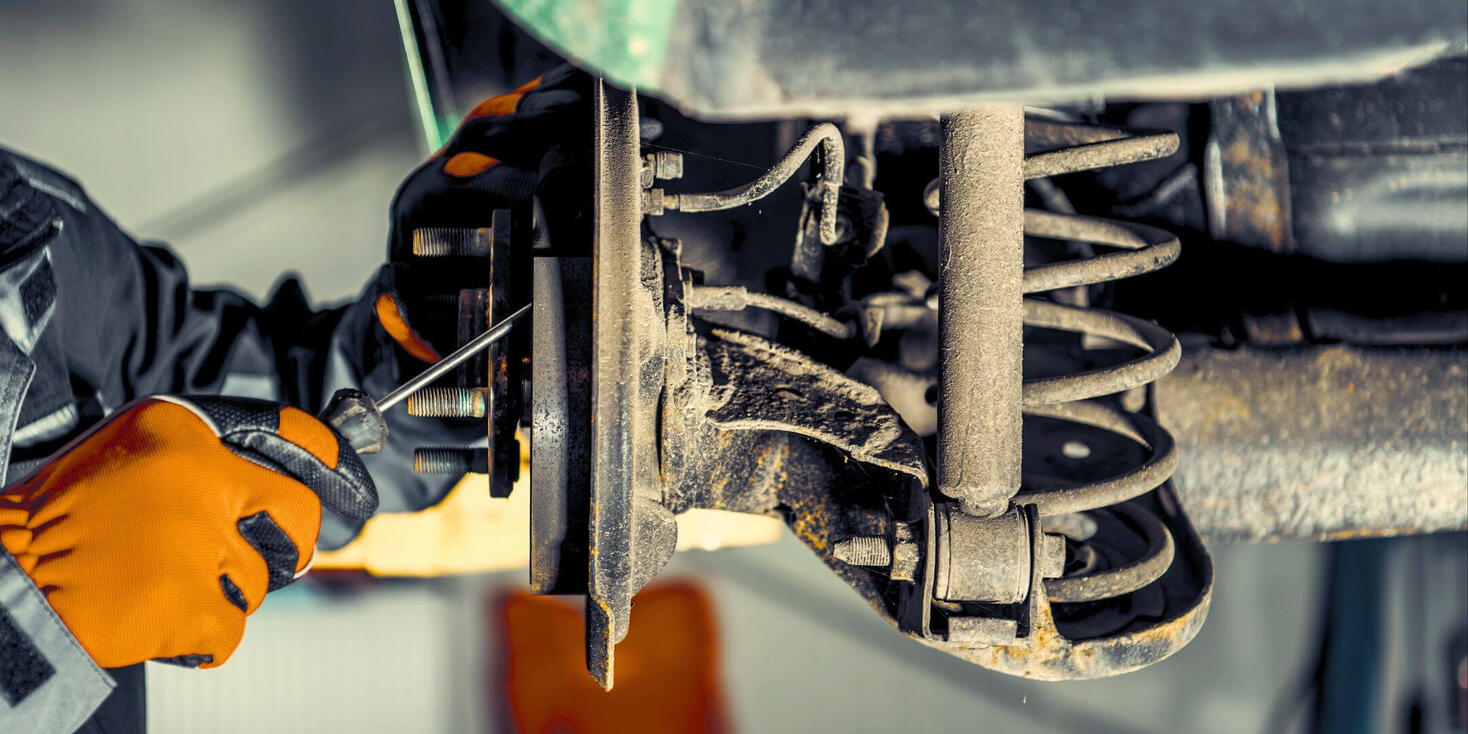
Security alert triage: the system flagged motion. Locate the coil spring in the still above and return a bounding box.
[926,118,1184,606]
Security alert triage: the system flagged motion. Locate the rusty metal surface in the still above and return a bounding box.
[1044,505,1176,604]
[1161,343,1468,541]
[661,123,844,246]
[922,484,1213,680]
[701,328,930,491]
[1204,91,1296,255]
[529,255,592,594]
[491,0,1466,118]
[817,108,1211,677]
[936,106,1026,518]
[585,80,677,689]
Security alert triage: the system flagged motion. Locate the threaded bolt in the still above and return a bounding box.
[406,387,487,418]
[832,536,892,567]
[412,447,488,475]
[411,227,493,257]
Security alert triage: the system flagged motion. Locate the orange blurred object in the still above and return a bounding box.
[494,582,730,733]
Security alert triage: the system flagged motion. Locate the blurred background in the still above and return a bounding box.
[1,1,1464,732]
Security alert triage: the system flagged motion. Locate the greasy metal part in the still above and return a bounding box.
[1025,123,1181,181]
[405,387,487,418]
[925,121,1183,201]
[640,150,684,186]
[401,207,527,486]
[947,616,1022,646]
[832,536,891,566]
[1161,343,1468,541]
[936,105,1025,518]
[1022,302,1180,404]
[790,180,890,286]
[702,328,930,490]
[586,80,677,690]
[498,80,1213,683]
[1204,91,1296,254]
[655,122,844,245]
[492,0,1465,118]
[1015,401,1178,516]
[746,421,1211,680]
[530,253,592,595]
[1043,505,1175,603]
[1020,212,1180,294]
[947,488,1214,680]
[477,207,527,497]
[412,447,488,474]
[686,285,856,340]
[454,288,492,383]
[932,505,1030,604]
[410,226,495,257]
[900,113,1210,677]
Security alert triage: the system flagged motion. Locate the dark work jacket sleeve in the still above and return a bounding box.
[0,153,481,734]
[0,147,478,545]
[1,143,489,733]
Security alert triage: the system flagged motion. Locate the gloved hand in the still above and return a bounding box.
[377,67,588,361]
[0,395,376,669]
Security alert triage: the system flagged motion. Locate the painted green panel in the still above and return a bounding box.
[493,0,677,90]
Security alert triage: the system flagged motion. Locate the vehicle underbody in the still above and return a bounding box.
[391,0,1467,687]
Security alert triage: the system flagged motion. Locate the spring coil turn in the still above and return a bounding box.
[927,118,1184,606]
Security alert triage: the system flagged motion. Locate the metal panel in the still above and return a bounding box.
[493,0,1466,117]
[1162,344,1468,541]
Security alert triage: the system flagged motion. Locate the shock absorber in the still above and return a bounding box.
[912,107,1204,678]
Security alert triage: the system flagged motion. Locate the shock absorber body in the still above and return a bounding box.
[913,108,1208,677]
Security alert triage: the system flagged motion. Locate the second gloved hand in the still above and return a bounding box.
[377,67,587,362]
[0,395,376,668]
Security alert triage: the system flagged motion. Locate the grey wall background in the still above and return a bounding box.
[3,2,1442,733]
[0,0,420,304]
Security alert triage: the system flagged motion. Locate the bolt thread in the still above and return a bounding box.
[832,536,891,567]
[406,387,486,418]
[413,448,476,474]
[411,227,492,257]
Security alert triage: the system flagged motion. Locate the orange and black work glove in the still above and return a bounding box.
[0,395,376,669]
[379,66,589,361]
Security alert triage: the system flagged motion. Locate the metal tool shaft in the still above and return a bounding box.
[376,303,530,412]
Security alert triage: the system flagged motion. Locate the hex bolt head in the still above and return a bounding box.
[641,188,667,216]
[406,387,487,418]
[889,540,921,582]
[832,535,892,567]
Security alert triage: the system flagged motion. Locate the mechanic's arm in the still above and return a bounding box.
[9,146,484,547]
[0,69,584,733]
[0,148,409,733]
[0,151,456,732]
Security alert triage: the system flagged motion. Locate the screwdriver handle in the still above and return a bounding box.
[320,388,388,455]
[319,302,531,455]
